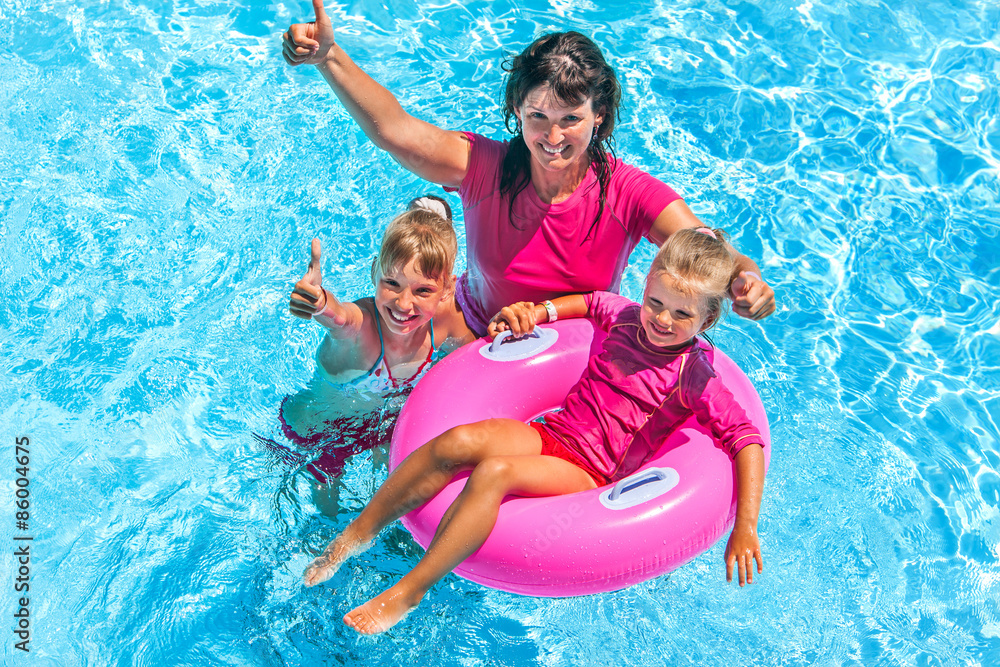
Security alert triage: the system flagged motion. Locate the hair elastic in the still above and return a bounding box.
[411,196,449,220]
[694,227,717,239]
[315,288,332,318]
[541,300,558,323]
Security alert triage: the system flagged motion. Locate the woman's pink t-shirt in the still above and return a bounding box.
[449,133,681,335]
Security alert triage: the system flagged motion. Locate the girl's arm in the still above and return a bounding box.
[282,0,471,188]
[486,294,590,339]
[724,443,765,586]
[289,239,365,339]
[647,200,776,321]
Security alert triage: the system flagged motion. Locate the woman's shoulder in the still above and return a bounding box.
[603,158,683,220]
[462,132,509,159]
[447,132,509,197]
[607,157,670,188]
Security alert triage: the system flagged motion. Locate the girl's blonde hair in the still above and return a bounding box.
[371,195,457,285]
[648,227,735,328]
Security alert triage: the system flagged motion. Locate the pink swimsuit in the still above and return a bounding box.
[273,308,441,484]
[448,133,682,335]
[537,291,766,485]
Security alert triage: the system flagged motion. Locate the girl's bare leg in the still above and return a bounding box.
[342,420,597,634]
[304,418,555,586]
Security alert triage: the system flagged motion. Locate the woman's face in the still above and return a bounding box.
[514,84,603,174]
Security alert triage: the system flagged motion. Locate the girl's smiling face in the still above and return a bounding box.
[514,84,603,173]
[374,257,450,337]
[640,273,715,349]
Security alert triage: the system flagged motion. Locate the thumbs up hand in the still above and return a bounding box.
[290,239,346,326]
[282,0,337,66]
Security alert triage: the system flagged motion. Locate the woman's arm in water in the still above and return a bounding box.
[282,0,471,188]
[648,200,777,321]
[486,295,590,339]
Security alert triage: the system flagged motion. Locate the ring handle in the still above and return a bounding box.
[488,329,541,353]
[608,469,671,501]
[480,326,559,362]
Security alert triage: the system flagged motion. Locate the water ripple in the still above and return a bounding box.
[3,0,1000,665]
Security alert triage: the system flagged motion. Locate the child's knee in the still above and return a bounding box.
[430,423,486,465]
[467,457,515,489]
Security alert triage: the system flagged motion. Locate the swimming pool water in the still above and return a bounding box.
[2,0,999,664]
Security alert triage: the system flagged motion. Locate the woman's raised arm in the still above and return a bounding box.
[648,200,776,321]
[282,0,471,187]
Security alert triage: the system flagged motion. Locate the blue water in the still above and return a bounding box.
[2,0,999,664]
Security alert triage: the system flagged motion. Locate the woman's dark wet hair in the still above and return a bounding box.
[499,31,622,237]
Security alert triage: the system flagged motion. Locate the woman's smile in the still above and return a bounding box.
[516,84,602,174]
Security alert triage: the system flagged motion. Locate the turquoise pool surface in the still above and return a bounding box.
[2,0,999,664]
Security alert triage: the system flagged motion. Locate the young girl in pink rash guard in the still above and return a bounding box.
[304,227,767,635]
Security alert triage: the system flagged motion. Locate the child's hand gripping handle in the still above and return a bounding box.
[487,301,543,339]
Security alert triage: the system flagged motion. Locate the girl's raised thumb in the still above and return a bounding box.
[307,238,323,283]
[311,0,329,22]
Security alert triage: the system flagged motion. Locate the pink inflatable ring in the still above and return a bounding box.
[389,318,771,596]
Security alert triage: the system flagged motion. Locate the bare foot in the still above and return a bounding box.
[303,527,372,587]
[343,585,422,634]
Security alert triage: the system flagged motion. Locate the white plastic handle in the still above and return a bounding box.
[489,329,541,353]
[608,469,670,501]
[599,467,680,510]
[480,326,559,363]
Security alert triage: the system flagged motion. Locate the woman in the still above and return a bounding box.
[281,1,776,334]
